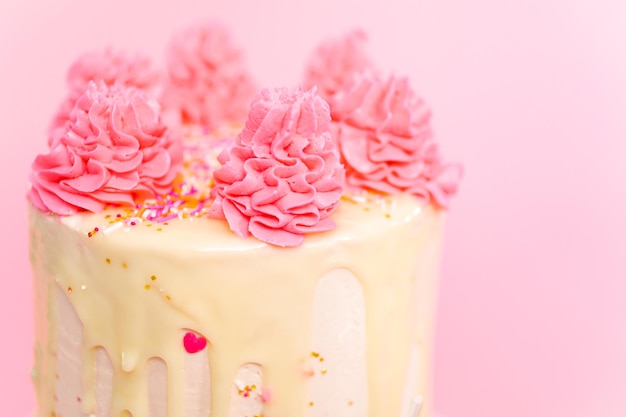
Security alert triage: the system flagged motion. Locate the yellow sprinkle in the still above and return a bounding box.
[151,275,157,281]
[385,213,391,219]
[157,228,162,232]
[105,258,111,264]
[319,357,324,362]
[104,214,111,219]
[146,223,153,227]
[144,285,151,290]
[122,262,127,268]
[166,295,171,301]
[311,352,320,358]
[309,402,314,407]
[251,384,256,390]
[321,368,327,375]
[348,400,354,406]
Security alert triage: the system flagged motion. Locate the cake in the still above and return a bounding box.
[27,21,461,417]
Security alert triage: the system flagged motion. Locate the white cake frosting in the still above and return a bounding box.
[29,193,443,417]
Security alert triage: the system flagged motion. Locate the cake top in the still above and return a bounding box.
[28,21,461,247]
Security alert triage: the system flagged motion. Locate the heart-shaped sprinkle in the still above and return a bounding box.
[183,331,207,354]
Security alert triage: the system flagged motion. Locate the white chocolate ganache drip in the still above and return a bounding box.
[29,193,444,417]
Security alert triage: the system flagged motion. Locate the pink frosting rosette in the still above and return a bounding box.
[330,72,461,208]
[160,21,256,129]
[49,48,159,141]
[303,29,373,102]
[29,81,183,215]
[208,87,345,247]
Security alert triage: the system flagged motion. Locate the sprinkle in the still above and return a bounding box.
[348,400,354,406]
[311,352,320,358]
[151,275,157,281]
[144,285,151,290]
[80,285,86,290]
[261,387,272,403]
[166,295,172,301]
[385,213,391,219]
[122,262,128,268]
[309,402,314,407]
[238,383,257,397]
[321,368,327,375]
[67,286,72,293]
[157,228,162,232]
[94,227,99,232]
[105,258,111,264]
[183,331,207,353]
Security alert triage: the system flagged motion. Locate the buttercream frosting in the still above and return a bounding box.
[209,87,345,247]
[29,81,182,215]
[330,71,462,208]
[303,29,373,102]
[160,21,256,128]
[49,48,159,141]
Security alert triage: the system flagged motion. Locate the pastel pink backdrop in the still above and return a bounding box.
[1,0,625,415]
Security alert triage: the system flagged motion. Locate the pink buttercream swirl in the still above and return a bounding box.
[49,48,159,142]
[209,87,345,247]
[160,21,256,129]
[29,81,183,215]
[303,29,373,102]
[330,72,461,208]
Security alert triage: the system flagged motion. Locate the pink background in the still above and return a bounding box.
[1,0,625,415]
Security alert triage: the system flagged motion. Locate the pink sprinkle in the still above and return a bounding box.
[261,387,272,403]
[183,331,207,354]
[190,201,205,216]
[94,227,99,232]
[159,213,178,223]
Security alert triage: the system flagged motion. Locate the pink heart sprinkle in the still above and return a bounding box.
[183,331,207,354]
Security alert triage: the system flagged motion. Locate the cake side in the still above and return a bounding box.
[29,195,444,417]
